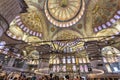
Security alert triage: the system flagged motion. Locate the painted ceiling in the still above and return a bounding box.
[2,0,120,58]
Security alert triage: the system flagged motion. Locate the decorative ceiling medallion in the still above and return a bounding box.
[45,0,85,27]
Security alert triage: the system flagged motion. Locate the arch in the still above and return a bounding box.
[101,46,120,56]
[101,46,120,73]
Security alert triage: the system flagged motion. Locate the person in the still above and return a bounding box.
[44,75,49,80]
[74,76,80,80]
[31,74,36,80]
[13,77,17,80]
[65,75,70,80]
[53,75,59,80]
[4,72,8,80]
[9,76,13,80]
[50,73,53,80]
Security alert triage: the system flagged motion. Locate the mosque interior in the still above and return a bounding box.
[0,0,120,79]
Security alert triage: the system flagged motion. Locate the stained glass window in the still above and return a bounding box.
[76,57,79,65]
[79,58,82,63]
[56,58,60,64]
[57,65,60,72]
[53,66,56,72]
[53,59,56,64]
[80,65,84,72]
[0,41,6,49]
[73,65,76,71]
[70,48,73,52]
[72,56,75,63]
[67,56,71,63]
[63,65,66,72]
[62,56,66,64]
[84,65,88,72]
[86,57,90,63]
[113,67,119,72]
[83,58,86,63]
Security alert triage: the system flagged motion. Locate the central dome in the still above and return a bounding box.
[45,0,85,27]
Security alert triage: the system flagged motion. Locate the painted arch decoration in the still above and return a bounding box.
[85,0,120,33]
[15,10,48,39]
